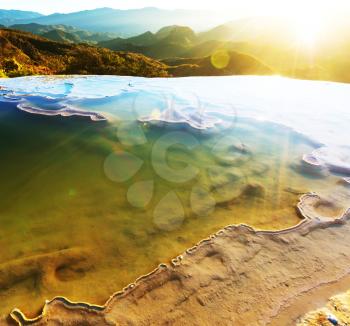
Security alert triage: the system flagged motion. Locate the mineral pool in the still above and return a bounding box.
[0,75,349,317]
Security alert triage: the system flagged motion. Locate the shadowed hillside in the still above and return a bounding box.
[165,51,273,76]
[41,29,81,44]
[8,23,116,44]
[99,25,196,58]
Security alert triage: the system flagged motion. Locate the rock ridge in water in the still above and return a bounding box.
[17,103,107,121]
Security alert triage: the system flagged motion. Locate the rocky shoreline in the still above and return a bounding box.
[4,193,350,325]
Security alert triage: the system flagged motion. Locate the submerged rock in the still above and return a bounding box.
[216,183,265,207]
[303,146,350,176]
[292,159,330,178]
[240,183,266,198]
[139,104,222,130]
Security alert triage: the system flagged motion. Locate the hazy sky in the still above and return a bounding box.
[1,0,349,16]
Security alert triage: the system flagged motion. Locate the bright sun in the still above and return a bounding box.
[293,15,323,48]
[284,3,325,48]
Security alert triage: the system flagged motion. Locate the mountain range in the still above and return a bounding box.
[0,28,271,78]
[7,23,116,44]
[99,26,197,58]
[98,18,350,83]
[0,8,230,36]
[1,8,350,82]
[0,9,42,25]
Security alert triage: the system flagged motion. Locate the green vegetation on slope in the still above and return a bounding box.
[0,28,274,78]
[0,29,169,77]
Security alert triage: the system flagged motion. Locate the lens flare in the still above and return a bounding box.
[211,50,230,69]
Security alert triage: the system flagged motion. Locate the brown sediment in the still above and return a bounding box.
[5,193,350,326]
[0,247,92,292]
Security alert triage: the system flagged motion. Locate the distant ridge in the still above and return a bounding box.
[0,7,228,36]
[0,9,42,25]
[99,25,197,58]
[7,23,116,44]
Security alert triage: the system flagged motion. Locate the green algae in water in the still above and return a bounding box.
[0,81,348,317]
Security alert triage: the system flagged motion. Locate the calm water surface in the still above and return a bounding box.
[0,76,349,316]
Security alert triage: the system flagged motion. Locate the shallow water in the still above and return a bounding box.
[0,76,349,317]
